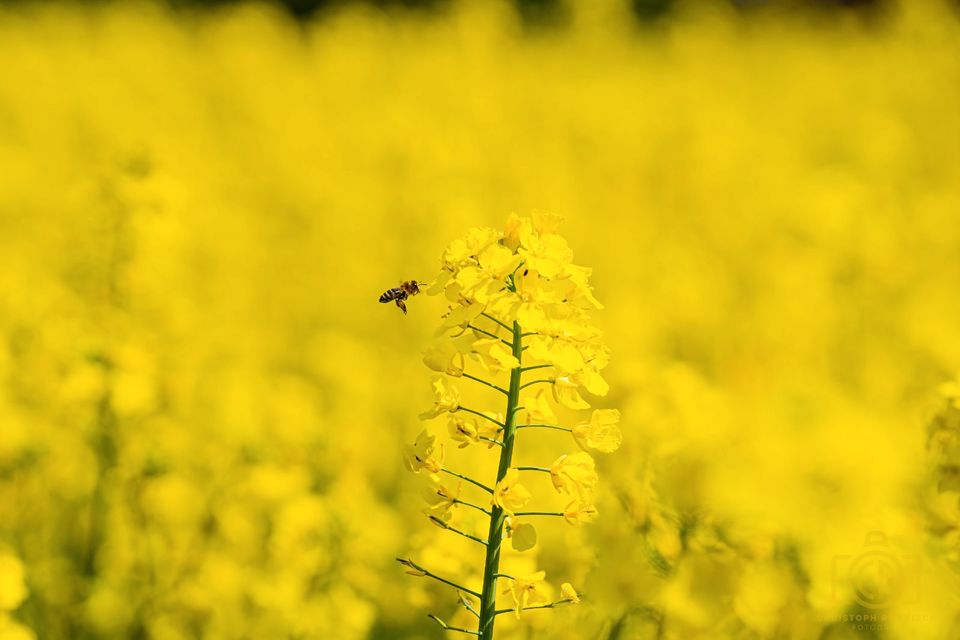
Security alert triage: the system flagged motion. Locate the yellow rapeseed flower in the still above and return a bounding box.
[454,244,523,304]
[563,500,599,526]
[423,482,461,523]
[447,414,500,448]
[418,376,460,419]
[472,338,520,375]
[522,388,558,425]
[403,430,443,475]
[573,409,623,453]
[550,452,598,499]
[502,571,550,618]
[552,374,591,410]
[492,469,532,516]
[422,336,471,377]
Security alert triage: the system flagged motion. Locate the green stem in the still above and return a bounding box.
[458,406,506,429]
[477,321,523,640]
[519,379,553,390]
[515,466,552,473]
[519,364,552,373]
[467,324,513,348]
[463,372,508,395]
[481,312,512,332]
[428,614,480,636]
[493,600,573,616]
[429,516,488,546]
[515,424,572,433]
[396,558,482,598]
[454,499,492,516]
[442,468,494,494]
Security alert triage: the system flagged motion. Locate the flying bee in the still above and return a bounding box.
[379,280,425,315]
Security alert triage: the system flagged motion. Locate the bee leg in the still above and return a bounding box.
[397,299,407,315]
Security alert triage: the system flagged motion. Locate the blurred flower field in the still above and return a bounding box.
[1,0,960,638]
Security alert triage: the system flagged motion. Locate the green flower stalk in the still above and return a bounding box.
[398,213,621,639]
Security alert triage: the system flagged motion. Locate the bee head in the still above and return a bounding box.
[400,280,422,296]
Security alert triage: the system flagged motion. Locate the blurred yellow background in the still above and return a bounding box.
[1,0,960,638]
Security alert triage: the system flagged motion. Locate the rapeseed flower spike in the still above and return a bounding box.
[400,214,611,638]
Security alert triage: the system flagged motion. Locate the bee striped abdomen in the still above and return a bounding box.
[379,287,405,303]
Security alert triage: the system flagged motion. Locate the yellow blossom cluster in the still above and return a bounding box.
[400,214,619,635]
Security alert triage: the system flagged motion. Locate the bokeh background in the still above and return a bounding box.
[2,0,960,638]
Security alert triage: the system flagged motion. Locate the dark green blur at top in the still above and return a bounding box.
[10,0,901,23]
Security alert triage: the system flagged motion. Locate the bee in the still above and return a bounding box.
[379,280,425,315]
